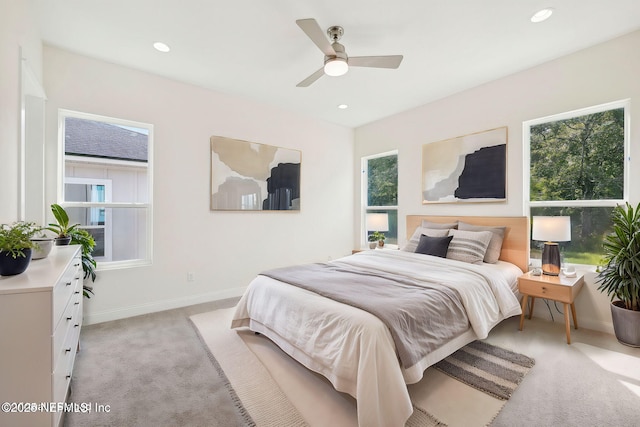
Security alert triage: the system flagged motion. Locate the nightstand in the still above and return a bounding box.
[518,271,584,344]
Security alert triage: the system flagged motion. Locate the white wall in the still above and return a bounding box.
[43,46,354,324]
[0,0,43,223]
[354,30,640,334]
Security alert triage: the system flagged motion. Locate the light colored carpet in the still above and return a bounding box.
[191,308,516,427]
[64,299,247,427]
[486,317,640,427]
[64,299,640,427]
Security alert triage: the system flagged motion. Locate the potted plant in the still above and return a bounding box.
[46,203,79,245]
[30,230,55,260]
[44,203,98,297]
[368,231,386,248]
[0,221,41,276]
[596,202,640,347]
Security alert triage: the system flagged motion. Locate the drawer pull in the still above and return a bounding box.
[66,374,72,379]
[74,263,80,267]
[67,316,72,321]
[74,324,80,327]
[74,291,80,294]
[65,347,72,353]
[66,281,72,286]
[74,302,80,305]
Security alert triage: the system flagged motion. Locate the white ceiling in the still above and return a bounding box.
[33,0,640,128]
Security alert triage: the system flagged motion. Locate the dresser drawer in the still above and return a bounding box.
[53,288,82,367]
[52,257,82,328]
[53,313,81,403]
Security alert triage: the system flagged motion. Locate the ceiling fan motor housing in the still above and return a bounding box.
[325,42,348,63]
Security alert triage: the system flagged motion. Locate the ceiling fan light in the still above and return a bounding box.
[324,58,348,76]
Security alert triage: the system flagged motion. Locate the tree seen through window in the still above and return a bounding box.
[529,105,626,265]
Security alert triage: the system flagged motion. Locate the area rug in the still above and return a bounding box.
[434,340,535,400]
[190,308,534,426]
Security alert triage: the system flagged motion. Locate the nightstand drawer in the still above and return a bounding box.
[519,279,571,301]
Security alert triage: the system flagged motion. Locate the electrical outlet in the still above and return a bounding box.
[187,272,195,282]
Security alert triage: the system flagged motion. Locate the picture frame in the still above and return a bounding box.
[210,136,301,211]
[422,126,507,203]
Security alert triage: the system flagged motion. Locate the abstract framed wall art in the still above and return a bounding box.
[422,126,507,203]
[210,136,301,211]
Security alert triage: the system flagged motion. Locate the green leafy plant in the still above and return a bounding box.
[46,203,79,238]
[368,231,386,242]
[70,228,97,298]
[596,202,640,311]
[0,222,41,259]
[46,204,98,297]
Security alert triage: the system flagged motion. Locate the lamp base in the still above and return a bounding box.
[541,242,561,276]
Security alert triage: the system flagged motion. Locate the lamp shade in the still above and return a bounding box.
[366,213,389,232]
[532,216,571,242]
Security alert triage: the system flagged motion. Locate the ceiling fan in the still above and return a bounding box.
[295,18,403,87]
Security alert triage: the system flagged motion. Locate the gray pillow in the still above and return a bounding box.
[446,229,493,264]
[402,227,449,252]
[415,234,453,258]
[421,220,458,230]
[458,221,506,264]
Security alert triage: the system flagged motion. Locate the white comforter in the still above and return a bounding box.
[231,250,522,427]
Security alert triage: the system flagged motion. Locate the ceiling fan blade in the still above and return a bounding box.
[349,55,403,69]
[296,67,325,87]
[296,18,336,56]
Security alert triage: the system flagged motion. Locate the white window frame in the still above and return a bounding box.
[523,99,630,263]
[58,109,153,270]
[361,150,398,246]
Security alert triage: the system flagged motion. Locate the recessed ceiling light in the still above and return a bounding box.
[153,42,171,52]
[531,8,554,23]
[337,104,348,110]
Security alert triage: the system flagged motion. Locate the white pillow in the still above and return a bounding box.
[421,220,458,230]
[402,227,449,252]
[446,229,493,264]
[457,221,506,264]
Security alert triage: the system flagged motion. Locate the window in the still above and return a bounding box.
[65,177,112,260]
[362,151,398,245]
[525,100,629,265]
[59,110,153,268]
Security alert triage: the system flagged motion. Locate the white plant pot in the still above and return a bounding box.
[31,238,54,260]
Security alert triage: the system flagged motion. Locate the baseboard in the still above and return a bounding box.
[83,287,247,325]
[576,318,614,335]
[529,298,615,336]
[530,310,614,335]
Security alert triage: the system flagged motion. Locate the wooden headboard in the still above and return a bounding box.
[406,215,530,272]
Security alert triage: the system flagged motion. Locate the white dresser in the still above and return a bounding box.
[0,245,83,427]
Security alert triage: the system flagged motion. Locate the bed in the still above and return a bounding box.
[231,215,529,427]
